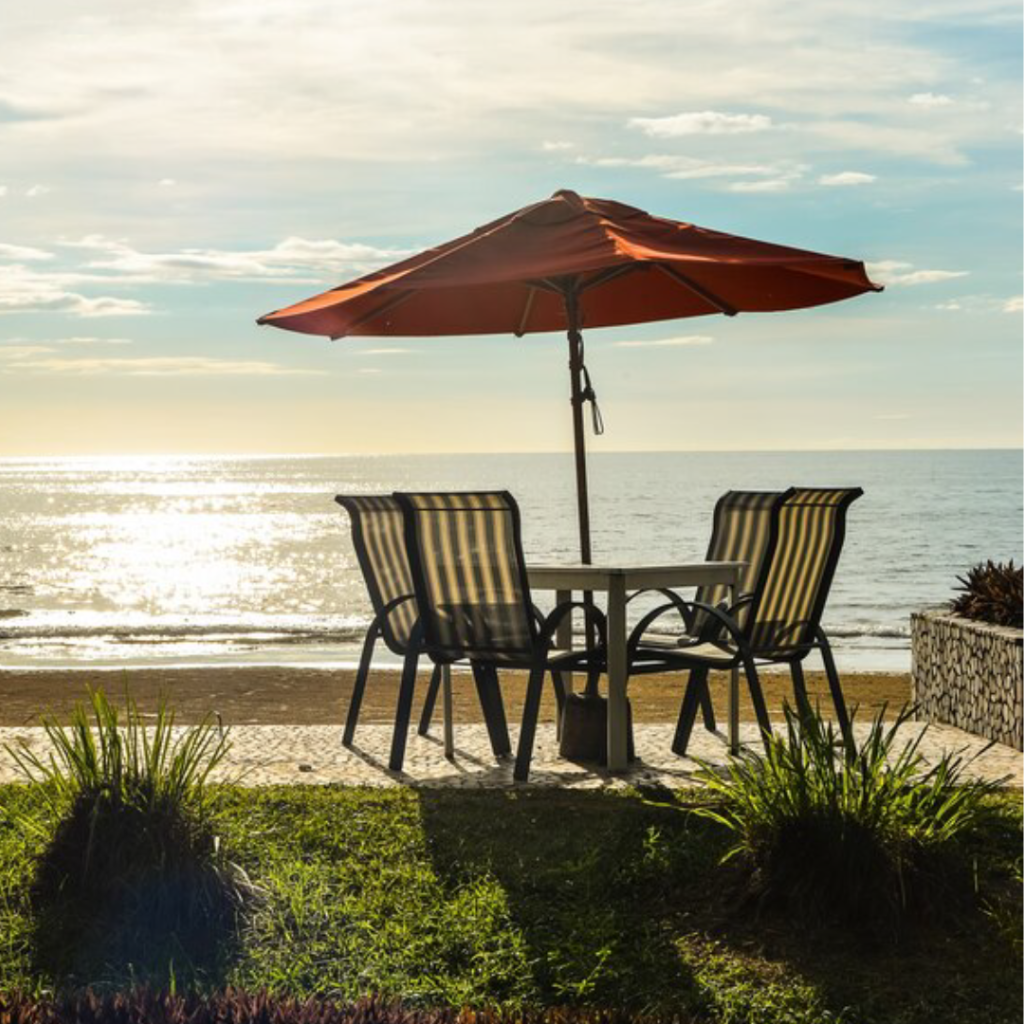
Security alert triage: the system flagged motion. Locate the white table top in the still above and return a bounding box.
[526,561,745,591]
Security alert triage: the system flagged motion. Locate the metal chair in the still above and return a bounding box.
[335,494,510,767]
[630,487,863,754]
[627,489,794,733]
[394,490,607,781]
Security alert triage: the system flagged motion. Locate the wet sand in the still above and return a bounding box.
[0,665,912,728]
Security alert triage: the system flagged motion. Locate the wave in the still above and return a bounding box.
[2,615,909,645]
[641,621,909,641]
[0,614,369,646]
[826,625,909,640]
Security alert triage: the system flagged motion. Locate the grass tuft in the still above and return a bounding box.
[4,687,252,985]
[692,703,1002,940]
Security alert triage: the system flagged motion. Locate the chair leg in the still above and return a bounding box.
[473,662,512,758]
[741,655,773,750]
[672,666,709,757]
[388,646,420,772]
[514,660,547,782]
[417,663,443,736]
[818,632,854,750]
[343,622,380,747]
[442,664,454,759]
[789,659,814,722]
[697,681,717,732]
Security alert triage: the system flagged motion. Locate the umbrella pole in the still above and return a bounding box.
[566,288,600,685]
[565,287,592,565]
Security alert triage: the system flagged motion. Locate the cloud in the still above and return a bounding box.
[1004,296,1023,313]
[578,153,786,180]
[24,185,50,198]
[577,153,798,190]
[0,242,53,261]
[55,335,133,345]
[909,92,953,107]
[612,335,714,348]
[0,97,62,123]
[72,297,151,317]
[0,355,323,377]
[541,140,573,151]
[353,347,414,355]
[158,178,176,186]
[874,413,912,420]
[629,111,772,137]
[934,300,962,310]
[57,234,408,284]
[0,0,1016,190]
[0,264,154,317]
[0,233,405,320]
[866,260,969,286]
[818,171,877,186]
[797,119,967,165]
[727,178,794,193]
[0,344,55,359]
[357,367,383,375]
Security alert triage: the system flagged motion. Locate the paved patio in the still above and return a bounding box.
[0,720,1019,788]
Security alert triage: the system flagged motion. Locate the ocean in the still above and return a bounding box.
[0,450,1020,673]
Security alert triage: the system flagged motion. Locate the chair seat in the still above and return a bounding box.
[471,646,604,670]
[634,638,737,666]
[632,631,698,650]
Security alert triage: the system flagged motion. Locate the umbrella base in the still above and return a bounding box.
[558,692,636,765]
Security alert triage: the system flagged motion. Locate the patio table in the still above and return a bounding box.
[526,562,746,772]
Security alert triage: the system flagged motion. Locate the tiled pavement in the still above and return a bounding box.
[0,720,1019,789]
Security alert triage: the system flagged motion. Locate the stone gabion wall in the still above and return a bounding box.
[911,608,1023,751]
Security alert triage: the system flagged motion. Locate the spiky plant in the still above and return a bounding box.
[5,687,252,984]
[950,560,1023,629]
[692,704,1002,941]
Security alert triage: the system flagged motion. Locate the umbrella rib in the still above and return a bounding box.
[515,286,538,337]
[578,263,642,293]
[534,278,572,295]
[656,264,738,316]
[329,289,415,339]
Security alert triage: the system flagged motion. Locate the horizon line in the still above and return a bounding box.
[0,445,1021,460]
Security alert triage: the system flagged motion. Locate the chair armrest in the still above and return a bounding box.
[625,586,690,606]
[625,592,696,660]
[381,593,416,617]
[537,600,608,653]
[630,598,747,662]
[684,600,747,650]
[538,600,608,698]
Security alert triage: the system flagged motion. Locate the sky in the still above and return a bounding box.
[0,0,1021,456]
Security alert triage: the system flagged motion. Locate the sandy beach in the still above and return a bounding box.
[0,665,911,728]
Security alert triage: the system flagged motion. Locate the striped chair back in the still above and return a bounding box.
[394,491,536,663]
[748,488,863,656]
[335,495,419,655]
[693,490,790,633]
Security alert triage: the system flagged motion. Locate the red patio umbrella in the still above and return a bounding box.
[258,189,881,562]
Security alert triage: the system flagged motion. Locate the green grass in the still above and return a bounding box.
[0,784,1020,1023]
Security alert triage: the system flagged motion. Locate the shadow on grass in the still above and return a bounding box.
[415,786,717,1013]
[416,785,1024,1023]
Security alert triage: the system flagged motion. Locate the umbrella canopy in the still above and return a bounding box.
[258,190,881,560]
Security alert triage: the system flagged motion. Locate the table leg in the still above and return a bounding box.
[442,664,454,760]
[555,588,573,702]
[606,575,628,772]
